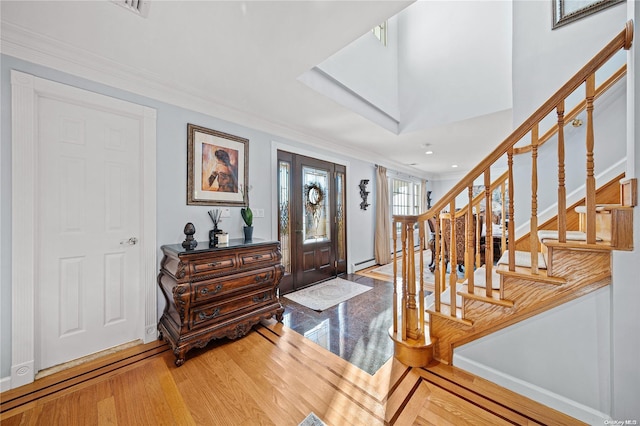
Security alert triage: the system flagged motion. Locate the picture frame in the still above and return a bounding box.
[187,123,249,206]
[552,0,624,29]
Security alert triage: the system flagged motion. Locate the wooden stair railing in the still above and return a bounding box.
[389,20,634,367]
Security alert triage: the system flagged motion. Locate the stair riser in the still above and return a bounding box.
[546,248,611,278]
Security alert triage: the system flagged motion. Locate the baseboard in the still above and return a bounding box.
[352,258,376,272]
[453,354,611,424]
[0,375,11,393]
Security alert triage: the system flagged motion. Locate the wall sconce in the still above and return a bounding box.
[359,179,370,210]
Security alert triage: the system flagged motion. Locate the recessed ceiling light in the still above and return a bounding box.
[425,150,434,155]
[452,164,459,168]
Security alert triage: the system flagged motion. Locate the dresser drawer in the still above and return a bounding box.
[191,254,237,276]
[192,267,277,303]
[190,287,276,329]
[239,249,278,268]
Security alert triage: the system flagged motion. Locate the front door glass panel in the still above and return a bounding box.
[302,166,330,244]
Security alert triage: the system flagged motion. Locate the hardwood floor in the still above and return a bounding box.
[1,318,583,425]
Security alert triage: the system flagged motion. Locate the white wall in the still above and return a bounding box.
[398,0,512,133]
[512,0,627,124]
[318,16,400,120]
[0,54,379,379]
[454,0,634,422]
[455,288,612,423]
[610,1,640,420]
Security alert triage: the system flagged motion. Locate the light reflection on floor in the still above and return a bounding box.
[280,274,395,375]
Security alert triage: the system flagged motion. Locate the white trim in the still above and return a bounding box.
[0,376,11,393]
[453,354,612,424]
[270,141,354,273]
[10,70,157,388]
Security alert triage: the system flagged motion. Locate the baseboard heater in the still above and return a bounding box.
[352,258,376,271]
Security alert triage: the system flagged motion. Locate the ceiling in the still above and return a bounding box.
[0,0,514,179]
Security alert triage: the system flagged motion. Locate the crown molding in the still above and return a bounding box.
[1,21,425,178]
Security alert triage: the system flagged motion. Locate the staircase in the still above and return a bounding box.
[389,21,636,367]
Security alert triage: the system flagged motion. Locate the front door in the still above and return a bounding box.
[277,151,347,293]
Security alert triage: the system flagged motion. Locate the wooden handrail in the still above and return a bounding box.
[514,64,627,155]
[417,21,632,224]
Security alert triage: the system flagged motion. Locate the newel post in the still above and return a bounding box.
[389,214,433,367]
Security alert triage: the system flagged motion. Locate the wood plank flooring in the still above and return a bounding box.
[1,320,584,426]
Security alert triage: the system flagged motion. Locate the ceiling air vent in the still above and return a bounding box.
[112,0,150,18]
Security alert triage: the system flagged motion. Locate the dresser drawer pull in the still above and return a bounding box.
[252,292,270,303]
[253,272,272,283]
[253,255,264,260]
[200,284,223,296]
[198,307,221,321]
[208,261,222,267]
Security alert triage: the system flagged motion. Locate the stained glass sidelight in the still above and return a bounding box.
[335,171,345,262]
[278,160,291,273]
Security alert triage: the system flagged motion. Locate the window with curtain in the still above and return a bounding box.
[389,177,421,236]
[389,177,421,216]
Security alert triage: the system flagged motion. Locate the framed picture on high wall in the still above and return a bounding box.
[186,123,249,206]
[552,0,625,29]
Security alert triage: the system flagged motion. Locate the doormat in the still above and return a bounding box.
[284,277,372,311]
[299,412,326,426]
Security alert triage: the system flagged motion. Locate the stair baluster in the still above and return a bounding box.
[530,124,540,274]
[448,200,457,316]
[467,186,475,294]
[392,221,398,334]
[557,100,567,243]
[434,215,442,313]
[484,170,493,297]
[585,73,597,244]
[508,148,516,271]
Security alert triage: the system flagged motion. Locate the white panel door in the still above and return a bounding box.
[37,96,142,370]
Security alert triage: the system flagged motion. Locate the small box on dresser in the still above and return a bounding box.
[158,239,284,366]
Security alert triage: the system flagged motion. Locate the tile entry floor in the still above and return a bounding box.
[278,274,396,375]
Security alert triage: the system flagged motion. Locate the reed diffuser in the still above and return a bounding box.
[208,209,223,245]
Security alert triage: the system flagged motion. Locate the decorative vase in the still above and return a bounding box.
[243,226,253,242]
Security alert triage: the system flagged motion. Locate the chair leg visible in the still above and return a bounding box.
[428,239,435,268]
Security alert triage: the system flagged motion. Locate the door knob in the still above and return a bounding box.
[120,237,138,245]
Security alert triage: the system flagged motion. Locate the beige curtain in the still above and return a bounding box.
[420,179,428,249]
[374,165,391,265]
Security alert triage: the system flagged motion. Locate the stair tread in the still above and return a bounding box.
[574,203,626,213]
[426,283,463,309]
[458,285,514,307]
[542,239,615,250]
[496,263,566,285]
[427,304,473,326]
[497,250,547,269]
[538,230,602,242]
[461,267,500,290]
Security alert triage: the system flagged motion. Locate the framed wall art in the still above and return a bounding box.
[187,123,249,206]
[552,0,624,29]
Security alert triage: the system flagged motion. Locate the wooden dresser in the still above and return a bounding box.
[157,239,284,366]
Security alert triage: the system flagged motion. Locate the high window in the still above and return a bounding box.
[372,21,387,46]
